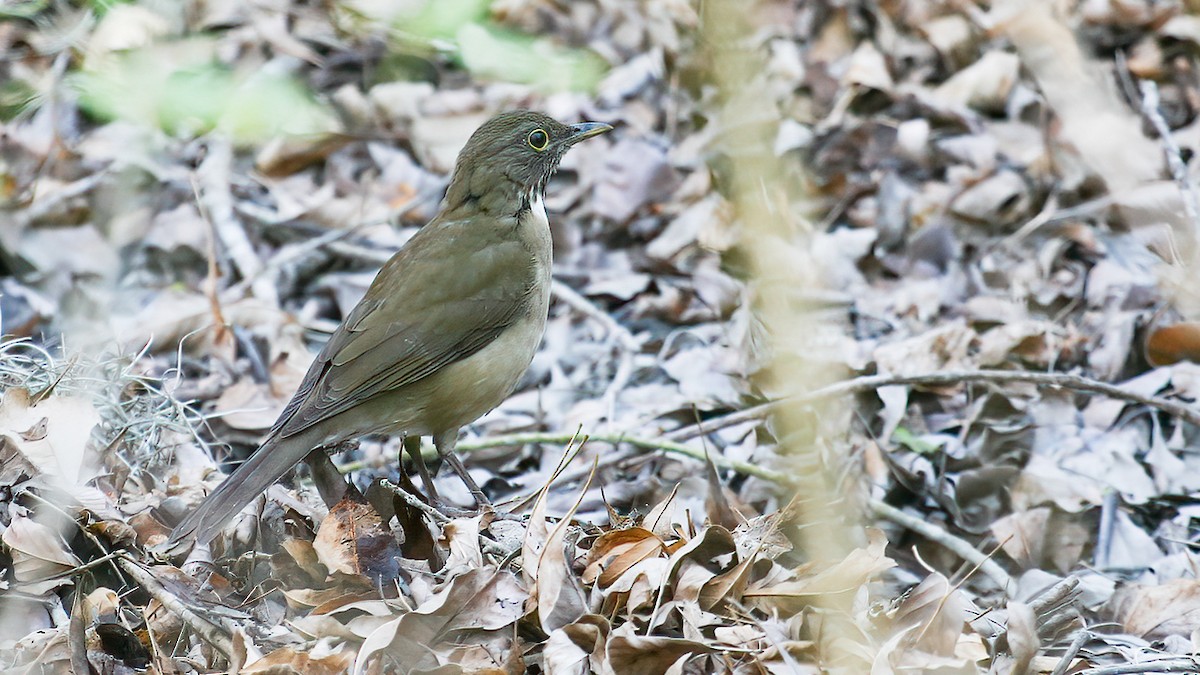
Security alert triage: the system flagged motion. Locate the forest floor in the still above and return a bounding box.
[3,0,1200,673]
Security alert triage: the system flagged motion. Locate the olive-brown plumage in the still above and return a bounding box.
[169,111,611,546]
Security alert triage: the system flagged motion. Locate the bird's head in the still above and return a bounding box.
[444,110,612,216]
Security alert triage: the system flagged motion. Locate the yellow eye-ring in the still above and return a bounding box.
[528,128,549,151]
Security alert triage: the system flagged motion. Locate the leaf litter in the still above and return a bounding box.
[7,0,1200,673]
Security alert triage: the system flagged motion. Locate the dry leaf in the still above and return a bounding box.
[744,529,894,611]
[2,512,82,595]
[583,527,667,588]
[0,388,100,487]
[313,497,401,583]
[353,568,526,674]
[1113,579,1200,639]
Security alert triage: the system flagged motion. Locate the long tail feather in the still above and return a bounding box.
[167,436,303,547]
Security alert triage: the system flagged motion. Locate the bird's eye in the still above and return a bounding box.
[528,129,549,151]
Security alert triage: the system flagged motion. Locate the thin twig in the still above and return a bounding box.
[666,400,771,442]
[1050,629,1090,675]
[456,431,785,483]
[550,279,640,351]
[1030,575,1080,620]
[379,478,449,524]
[668,369,1200,442]
[13,173,106,227]
[1078,659,1200,675]
[348,369,1200,489]
[1138,79,1200,237]
[115,554,235,660]
[549,280,641,426]
[868,498,1016,596]
[194,137,275,305]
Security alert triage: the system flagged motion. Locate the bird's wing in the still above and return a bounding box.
[271,217,535,439]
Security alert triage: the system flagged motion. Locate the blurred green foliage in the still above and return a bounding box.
[349,0,608,91]
[891,427,941,455]
[0,80,38,122]
[457,23,606,92]
[75,43,337,142]
[0,0,49,20]
[24,0,605,139]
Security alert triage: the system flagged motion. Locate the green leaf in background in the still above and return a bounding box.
[405,0,489,40]
[891,427,941,455]
[0,0,50,20]
[86,0,132,17]
[456,23,607,92]
[0,79,38,122]
[340,0,608,92]
[75,43,337,142]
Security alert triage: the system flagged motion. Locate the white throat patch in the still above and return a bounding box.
[528,193,548,228]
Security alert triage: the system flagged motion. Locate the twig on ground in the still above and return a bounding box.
[1137,79,1200,237]
[326,239,392,265]
[1029,576,1082,645]
[551,280,642,426]
[1078,659,1200,675]
[668,369,1200,441]
[666,400,771,442]
[549,279,640,351]
[222,208,414,303]
[457,431,785,483]
[115,554,235,660]
[868,498,1016,597]
[194,137,275,304]
[347,368,1200,490]
[1050,629,1090,675]
[1030,575,1080,624]
[379,478,449,525]
[220,224,366,302]
[13,173,106,227]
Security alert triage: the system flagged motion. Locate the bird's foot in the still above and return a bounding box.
[439,448,492,509]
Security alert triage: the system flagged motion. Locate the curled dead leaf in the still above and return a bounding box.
[1145,322,1200,367]
[582,527,666,588]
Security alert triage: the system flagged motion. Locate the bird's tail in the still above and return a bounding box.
[166,435,299,549]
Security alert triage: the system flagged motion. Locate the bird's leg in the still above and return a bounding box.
[402,436,439,502]
[305,442,361,507]
[433,430,490,508]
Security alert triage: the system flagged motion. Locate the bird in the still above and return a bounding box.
[168,110,612,547]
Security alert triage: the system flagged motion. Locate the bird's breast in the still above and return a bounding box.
[400,195,554,435]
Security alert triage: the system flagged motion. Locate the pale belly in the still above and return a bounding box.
[334,197,553,439]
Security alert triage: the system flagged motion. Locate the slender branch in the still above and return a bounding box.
[666,401,772,442]
[1138,79,1200,237]
[115,554,235,660]
[1078,659,1200,675]
[456,431,786,483]
[379,478,449,525]
[669,369,1200,442]
[868,498,1016,596]
[346,369,1200,489]
[1050,629,1090,675]
[194,137,262,284]
[1030,575,1080,620]
[550,279,641,351]
[13,173,106,227]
